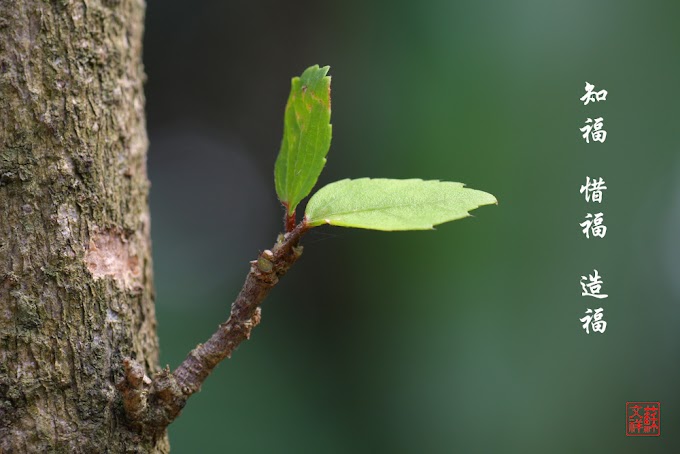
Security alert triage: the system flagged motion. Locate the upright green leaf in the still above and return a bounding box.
[305,178,497,231]
[275,65,332,215]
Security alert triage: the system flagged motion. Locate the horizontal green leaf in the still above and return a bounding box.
[305,178,497,231]
[275,65,332,215]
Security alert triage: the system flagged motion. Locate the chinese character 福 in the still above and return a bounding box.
[580,212,607,238]
[580,307,607,334]
[580,117,607,143]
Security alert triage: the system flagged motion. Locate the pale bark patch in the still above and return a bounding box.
[57,203,79,241]
[85,229,142,290]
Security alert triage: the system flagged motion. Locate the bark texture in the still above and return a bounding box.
[0,1,168,452]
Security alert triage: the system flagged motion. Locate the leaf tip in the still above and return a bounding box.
[300,64,331,87]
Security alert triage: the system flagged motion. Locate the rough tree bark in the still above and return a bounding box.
[0,1,168,452]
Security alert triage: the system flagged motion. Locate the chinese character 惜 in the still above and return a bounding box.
[580,117,607,143]
[580,81,608,105]
[580,307,607,334]
[580,212,607,238]
[580,176,607,203]
[580,269,608,299]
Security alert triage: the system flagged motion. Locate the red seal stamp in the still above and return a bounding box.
[626,402,660,436]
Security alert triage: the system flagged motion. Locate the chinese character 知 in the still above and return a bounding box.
[580,176,607,203]
[580,117,607,143]
[580,81,608,105]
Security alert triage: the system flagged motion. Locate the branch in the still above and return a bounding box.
[120,221,309,433]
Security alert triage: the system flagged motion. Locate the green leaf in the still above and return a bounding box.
[304,178,497,231]
[274,65,332,215]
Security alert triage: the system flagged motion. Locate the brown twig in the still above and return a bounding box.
[119,221,309,433]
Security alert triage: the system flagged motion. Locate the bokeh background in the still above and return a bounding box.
[143,1,680,452]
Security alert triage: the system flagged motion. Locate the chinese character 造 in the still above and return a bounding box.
[580,212,607,238]
[580,81,608,105]
[580,117,607,143]
[580,307,607,334]
[580,176,607,203]
[580,269,608,299]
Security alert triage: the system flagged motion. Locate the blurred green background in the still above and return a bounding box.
[143,0,679,452]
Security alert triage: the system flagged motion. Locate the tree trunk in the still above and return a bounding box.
[0,1,167,452]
